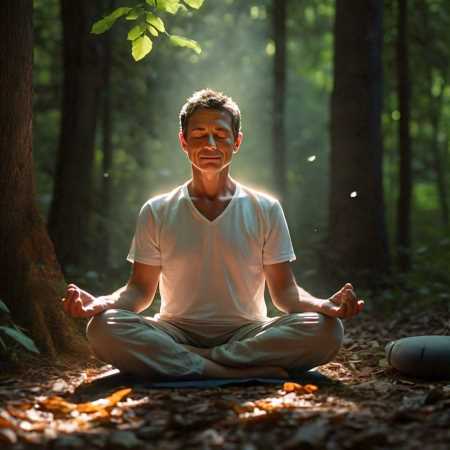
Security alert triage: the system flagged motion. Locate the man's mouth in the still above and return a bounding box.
[200,156,221,159]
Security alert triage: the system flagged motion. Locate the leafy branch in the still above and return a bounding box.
[0,299,40,354]
[91,0,205,61]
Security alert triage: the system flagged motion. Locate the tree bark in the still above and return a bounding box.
[99,15,113,269]
[428,71,449,229]
[0,1,87,356]
[48,0,103,271]
[421,3,449,230]
[396,0,412,272]
[272,0,287,202]
[329,0,390,286]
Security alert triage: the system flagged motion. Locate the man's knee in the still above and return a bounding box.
[285,312,344,358]
[317,313,344,350]
[86,308,126,343]
[293,313,344,367]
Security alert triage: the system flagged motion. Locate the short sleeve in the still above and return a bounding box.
[127,203,161,265]
[262,200,296,265]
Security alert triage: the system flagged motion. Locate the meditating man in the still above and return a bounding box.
[62,89,364,380]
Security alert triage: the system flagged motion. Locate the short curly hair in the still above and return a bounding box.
[179,88,241,138]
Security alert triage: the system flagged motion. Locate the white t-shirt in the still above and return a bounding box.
[127,181,296,327]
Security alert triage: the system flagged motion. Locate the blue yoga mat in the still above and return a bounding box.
[89,368,332,389]
[145,373,329,388]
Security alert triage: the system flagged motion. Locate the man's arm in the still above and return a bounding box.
[62,262,161,318]
[263,262,364,319]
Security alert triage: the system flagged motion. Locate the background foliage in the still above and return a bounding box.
[32,0,450,306]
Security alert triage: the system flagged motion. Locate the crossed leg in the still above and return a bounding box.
[86,310,344,379]
[184,312,344,373]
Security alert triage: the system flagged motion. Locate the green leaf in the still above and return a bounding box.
[146,12,165,32]
[128,24,145,41]
[0,326,40,353]
[183,0,204,9]
[132,35,153,61]
[0,299,10,314]
[110,6,133,20]
[157,0,186,14]
[147,25,159,37]
[91,18,114,34]
[126,6,145,20]
[91,7,131,34]
[169,34,201,54]
[146,0,156,5]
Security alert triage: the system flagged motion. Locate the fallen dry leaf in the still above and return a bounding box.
[0,428,17,444]
[282,382,319,394]
[39,388,132,414]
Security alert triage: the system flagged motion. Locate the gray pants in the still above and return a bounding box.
[86,309,344,380]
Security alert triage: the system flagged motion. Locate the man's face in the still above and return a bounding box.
[179,107,242,174]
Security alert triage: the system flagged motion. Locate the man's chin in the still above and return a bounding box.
[190,158,232,172]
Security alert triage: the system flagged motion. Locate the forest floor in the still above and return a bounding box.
[0,299,449,450]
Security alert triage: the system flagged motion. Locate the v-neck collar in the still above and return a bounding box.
[183,180,240,225]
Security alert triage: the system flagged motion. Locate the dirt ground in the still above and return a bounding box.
[0,300,449,450]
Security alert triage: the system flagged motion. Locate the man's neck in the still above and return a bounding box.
[188,169,236,201]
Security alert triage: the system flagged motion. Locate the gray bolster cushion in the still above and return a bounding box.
[385,335,450,380]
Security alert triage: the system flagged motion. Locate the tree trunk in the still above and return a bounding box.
[99,17,113,269]
[48,0,103,272]
[0,1,87,356]
[396,0,412,272]
[421,3,449,230]
[329,0,390,286]
[272,0,287,202]
[428,71,449,229]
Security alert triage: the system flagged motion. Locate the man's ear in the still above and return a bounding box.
[178,130,188,153]
[233,131,243,154]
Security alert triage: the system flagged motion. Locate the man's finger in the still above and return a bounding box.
[343,285,356,298]
[64,291,79,313]
[67,298,77,317]
[340,291,353,316]
[65,288,79,303]
[338,301,348,318]
[69,298,81,317]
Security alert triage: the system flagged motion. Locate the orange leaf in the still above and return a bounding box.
[282,382,303,392]
[282,382,319,394]
[40,388,132,414]
[76,388,132,412]
[304,384,319,394]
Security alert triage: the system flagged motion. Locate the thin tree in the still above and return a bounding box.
[329,0,390,286]
[427,68,449,229]
[48,0,104,272]
[99,1,114,270]
[0,0,87,356]
[272,0,287,202]
[421,1,449,229]
[396,0,412,271]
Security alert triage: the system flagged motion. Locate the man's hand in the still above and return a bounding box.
[61,284,113,318]
[321,283,364,319]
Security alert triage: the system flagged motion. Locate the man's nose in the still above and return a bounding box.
[206,134,217,148]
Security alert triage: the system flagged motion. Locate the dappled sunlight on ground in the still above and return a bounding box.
[0,301,449,449]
